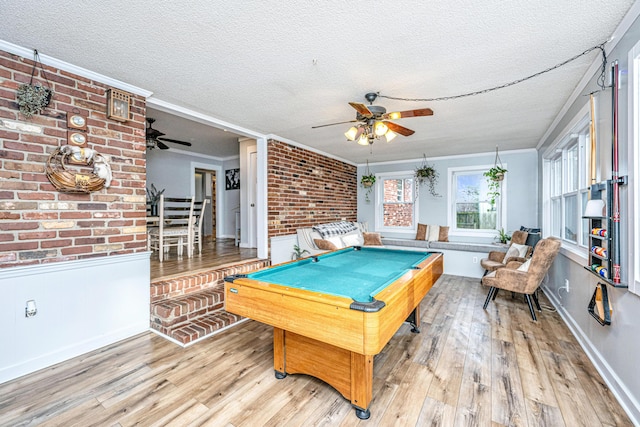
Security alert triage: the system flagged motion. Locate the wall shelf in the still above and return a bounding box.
[583,180,627,289]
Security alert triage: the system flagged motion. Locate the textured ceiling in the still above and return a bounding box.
[0,0,634,163]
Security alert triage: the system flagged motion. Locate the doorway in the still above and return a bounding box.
[195,169,216,241]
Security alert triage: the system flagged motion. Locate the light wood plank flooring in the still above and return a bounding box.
[0,275,632,426]
[150,238,258,281]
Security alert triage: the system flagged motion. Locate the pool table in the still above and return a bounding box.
[224,246,443,419]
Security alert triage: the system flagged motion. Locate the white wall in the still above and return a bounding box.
[357,149,539,242]
[0,253,150,384]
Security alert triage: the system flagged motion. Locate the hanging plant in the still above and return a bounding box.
[414,154,440,197]
[483,146,507,206]
[360,160,376,202]
[16,50,53,118]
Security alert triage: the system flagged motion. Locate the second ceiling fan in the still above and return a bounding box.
[146,118,193,150]
[312,92,433,145]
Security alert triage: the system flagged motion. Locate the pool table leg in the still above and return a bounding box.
[273,327,287,379]
[406,306,421,333]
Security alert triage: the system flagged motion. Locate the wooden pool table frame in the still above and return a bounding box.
[224,250,443,419]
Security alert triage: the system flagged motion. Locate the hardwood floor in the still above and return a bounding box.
[0,275,632,426]
[150,238,259,281]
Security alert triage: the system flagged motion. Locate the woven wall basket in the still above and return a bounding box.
[46,147,105,193]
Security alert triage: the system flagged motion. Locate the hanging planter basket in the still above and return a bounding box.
[16,50,53,118]
[415,154,440,197]
[360,160,376,202]
[484,146,507,205]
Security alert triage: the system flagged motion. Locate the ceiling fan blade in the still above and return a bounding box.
[157,137,192,147]
[349,102,373,118]
[385,121,415,136]
[383,108,434,120]
[312,119,358,129]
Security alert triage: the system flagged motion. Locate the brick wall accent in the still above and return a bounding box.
[0,50,147,268]
[267,140,356,237]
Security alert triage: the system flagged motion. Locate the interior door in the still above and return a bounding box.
[248,149,257,248]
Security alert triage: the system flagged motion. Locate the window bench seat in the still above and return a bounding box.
[381,238,506,278]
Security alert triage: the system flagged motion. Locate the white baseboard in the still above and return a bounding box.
[542,285,640,425]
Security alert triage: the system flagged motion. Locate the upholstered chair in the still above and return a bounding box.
[479,230,530,277]
[482,237,561,321]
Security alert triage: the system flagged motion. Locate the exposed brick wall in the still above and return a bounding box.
[0,50,147,268]
[267,140,356,238]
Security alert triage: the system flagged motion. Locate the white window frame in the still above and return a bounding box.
[374,170,418,234]
[628,40,640,295]
[447,165,507,238]
[542,102,591,264]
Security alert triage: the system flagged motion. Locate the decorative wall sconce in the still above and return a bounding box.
[106,89,130,122]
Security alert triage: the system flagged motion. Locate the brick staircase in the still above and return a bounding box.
[150,258,270,346]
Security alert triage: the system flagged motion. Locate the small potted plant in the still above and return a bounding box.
[292,244,309,260]
[146,184,165,216]
[414,154,440,197]
[496,228,511,244]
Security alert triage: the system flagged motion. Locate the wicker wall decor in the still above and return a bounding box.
[46,146,111,193]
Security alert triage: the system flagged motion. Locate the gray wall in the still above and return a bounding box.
[357,149,538,242]
[537,13,640,424]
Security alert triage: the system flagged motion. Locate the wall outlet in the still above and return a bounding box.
[472,256,478,264]
[565,279,570,293]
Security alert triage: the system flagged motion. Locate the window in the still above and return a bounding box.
[449,166,505,234]
[544,108,590,247]
[375,172,417,232]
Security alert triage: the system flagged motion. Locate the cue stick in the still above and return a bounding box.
[611,61,621,284]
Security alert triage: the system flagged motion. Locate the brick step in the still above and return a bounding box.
[169,311,246,345]
[150,258,270,303]
[150,285,247,346]
[151,284,225,330]
[149,258,271,347]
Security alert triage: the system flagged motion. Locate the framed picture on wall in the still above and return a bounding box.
[225,168,240,190]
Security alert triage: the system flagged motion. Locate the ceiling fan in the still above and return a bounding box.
[145,118,193,150]
[312,92,433,145]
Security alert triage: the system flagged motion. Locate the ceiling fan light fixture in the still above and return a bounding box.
[384,130,397,142]
[374,121,388,136]
[387,111,401,120]
[357,134,370,146]
[344,126,358,141]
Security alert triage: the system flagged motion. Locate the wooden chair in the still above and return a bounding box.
[191,199,209,255]
[148,195,195,262]
[482,238,561,321]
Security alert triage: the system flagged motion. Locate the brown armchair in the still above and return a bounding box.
[479,230,530,277]
[482,237,561,321]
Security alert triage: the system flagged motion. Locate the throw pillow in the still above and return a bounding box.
[314,239,337,251]
[363,232,383,246]
[416,223,427,240]
[341,232,364,247]
[327,236,345,249]
[517,258,532,272]
[438,226,449,242]
[503,245,519,263]
[510,243,529,258]
[427,224,440,242]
